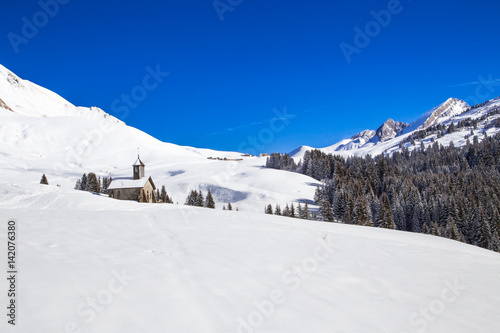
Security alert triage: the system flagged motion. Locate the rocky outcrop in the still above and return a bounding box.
[375,119,408,142]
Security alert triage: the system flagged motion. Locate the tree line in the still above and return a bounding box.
[265,202,311,219]
[266,132,500,253]
[74,172,112,194]
[184,189,236,210]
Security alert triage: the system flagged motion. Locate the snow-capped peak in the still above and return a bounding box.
[0,64,126,127]
[375,119,408,142]
[351,129,376,141]
[0,64,76,117]
[403,98,469,134]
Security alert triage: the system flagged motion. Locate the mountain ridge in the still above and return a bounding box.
[291,97,499,159]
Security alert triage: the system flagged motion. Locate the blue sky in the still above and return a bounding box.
[2,0,500,154]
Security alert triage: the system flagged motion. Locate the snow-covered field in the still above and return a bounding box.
[1,183,500,332]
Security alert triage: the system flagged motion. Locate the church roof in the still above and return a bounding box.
[108,177,152,190]
[133,155,145,166]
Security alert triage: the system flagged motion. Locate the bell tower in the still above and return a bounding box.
[133,155,145,180]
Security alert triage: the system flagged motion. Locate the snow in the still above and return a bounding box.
[1,183,500,332]
[132,157,145,166]
[107,177,150,190]
[402,98,469,134]
[1,64,500,332]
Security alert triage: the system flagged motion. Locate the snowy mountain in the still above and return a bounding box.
[375,118,408,142]
[403,97,469,134]
[291,96,500,160]
[0,64,317,212]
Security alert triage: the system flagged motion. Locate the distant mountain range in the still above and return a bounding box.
[291,97,499,159]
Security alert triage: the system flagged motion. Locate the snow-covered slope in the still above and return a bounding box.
[403,97,469,134]
[0,64,114,120]
[292,97,500,160]
[1,183,500,333]
[0,64,316,212]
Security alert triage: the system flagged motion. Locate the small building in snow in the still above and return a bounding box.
[108,156,157,203]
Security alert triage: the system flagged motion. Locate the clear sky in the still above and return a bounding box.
[2,0,500,154]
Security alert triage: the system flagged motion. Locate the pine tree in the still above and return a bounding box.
[314,185,322,203]
[355,196,372,226]
[197,191,204,207]
[477,210,491,249]
[40,174,48,185]
[205,189,215,208]
[166,194,173,204]
[185,190,199,206]
[303,202,310,220]
[227,202,232,211]
[290,203,296,218]
[274,204,281,215]
[101,177,112,194]
[378,193,395,229]
[74,179,81,190]
[81,173,88,192]
[318,200,334,222]
[282,204,291,217]
[265,204,273,214]
[432,222,441,236]
[161,185,167,203]
[333,191,346,221]
[87,173,100,193]
[448,218,463,242]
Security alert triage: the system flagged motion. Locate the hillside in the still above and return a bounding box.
[0,64,317,212]
[1,183,500,332]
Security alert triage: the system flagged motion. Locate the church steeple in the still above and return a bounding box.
[133,155,145,180]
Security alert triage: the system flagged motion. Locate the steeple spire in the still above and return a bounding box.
[132,153,145,179]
